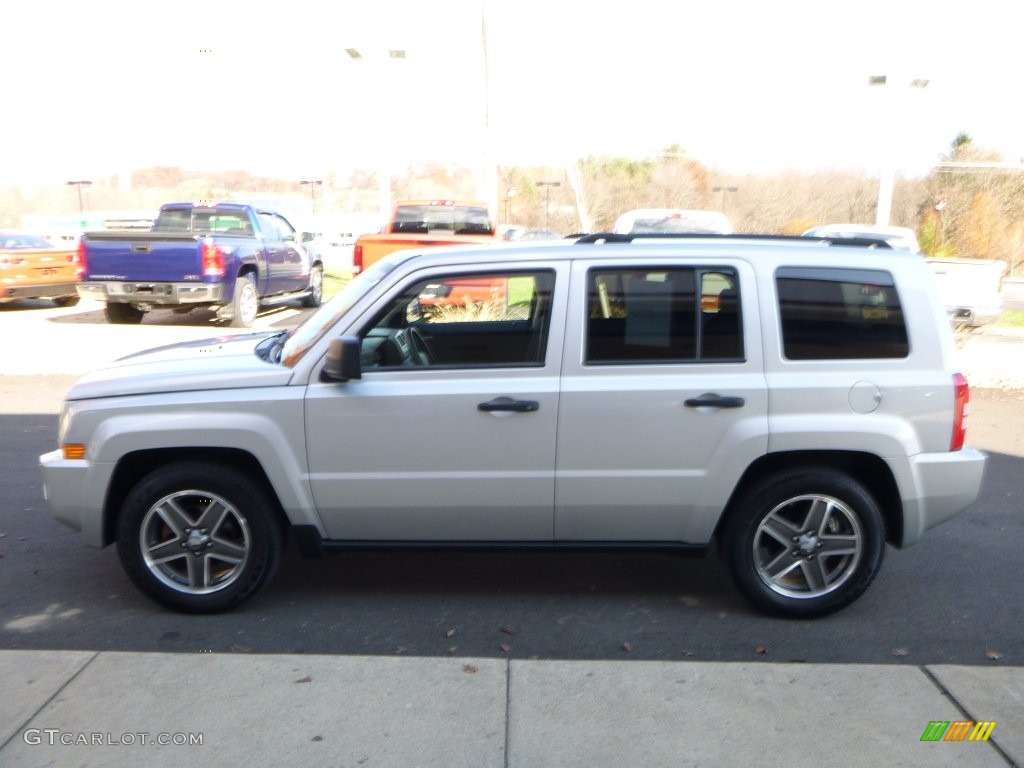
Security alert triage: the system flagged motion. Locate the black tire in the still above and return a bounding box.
[116,462,285,613]
[301,264,323,308]
[230,273,258,328]
[719,468,885,618]
[104,302,145,324]
[52,295,80,307]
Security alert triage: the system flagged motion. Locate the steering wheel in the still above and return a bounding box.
[397,327,434,366]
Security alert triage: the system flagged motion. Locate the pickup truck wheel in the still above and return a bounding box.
[301,265,323,308]
[230,274,258,328]
[52,295,80,307]
[104,302,145,324]
[720,468,885,618]
[116,463,285,613]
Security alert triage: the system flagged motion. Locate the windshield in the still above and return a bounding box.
[392,204,493,234]
[280,259,396,367]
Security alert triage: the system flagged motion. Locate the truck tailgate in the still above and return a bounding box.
[83,233,203,282]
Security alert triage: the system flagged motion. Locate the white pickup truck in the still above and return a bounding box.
[926,257,1006,328]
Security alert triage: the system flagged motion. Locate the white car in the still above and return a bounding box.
[40,234,986,617]
[803,223,921,252]
[613,208,732,235]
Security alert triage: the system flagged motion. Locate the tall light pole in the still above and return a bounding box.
[712,185,738,215]
[536,181,560,228]
[299,179,322,214]
[66,180,92,226]
[869,75,929,226]
[346,48,407,223]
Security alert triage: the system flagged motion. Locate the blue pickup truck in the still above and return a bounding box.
[77,202,323,326]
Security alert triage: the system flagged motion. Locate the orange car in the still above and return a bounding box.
[0,231,81,306]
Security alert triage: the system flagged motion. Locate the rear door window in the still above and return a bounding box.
[585,266,743,363]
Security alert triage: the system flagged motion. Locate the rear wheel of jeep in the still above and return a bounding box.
[116,462,284,613]
[720,468,885,618]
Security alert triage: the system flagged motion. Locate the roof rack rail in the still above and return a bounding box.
[573,232,894,249]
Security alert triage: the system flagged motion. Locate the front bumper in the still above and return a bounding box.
[78,281,225,305]
[39,449,117,547]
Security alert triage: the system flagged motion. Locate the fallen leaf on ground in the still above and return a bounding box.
[295,676,313,684]
[445,627,456,638]
[463,664,478,674]
[311,735,323,742]
[892,648,909,657]
[499,625,517,636]
[986,650,1003,661]
[622,642,634,652]
[755,645,768,655]
[500,643,512,653]
[447,645,458,654]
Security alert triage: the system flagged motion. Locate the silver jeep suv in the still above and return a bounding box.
[40,233,986,617]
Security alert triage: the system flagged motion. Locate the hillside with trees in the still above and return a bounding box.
[2,135,1020,274]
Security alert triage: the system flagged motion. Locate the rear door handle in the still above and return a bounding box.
[478,397,540,413]
[684,393,745,409]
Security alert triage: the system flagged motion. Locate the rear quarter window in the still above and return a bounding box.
[776,267,909,360]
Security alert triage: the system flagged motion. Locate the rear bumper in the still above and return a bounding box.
[946,305,1003,327]
[896,446,987,547]
[2,282,79,299]
[78,281,224,305]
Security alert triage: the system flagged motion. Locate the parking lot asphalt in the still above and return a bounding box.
[2,301,1022,767]
[1,651,1021,767]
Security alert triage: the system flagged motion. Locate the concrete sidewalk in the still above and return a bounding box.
[0,652,1020,767]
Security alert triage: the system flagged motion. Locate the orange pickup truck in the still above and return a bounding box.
[352,200,498,274]
[0,231,81,306]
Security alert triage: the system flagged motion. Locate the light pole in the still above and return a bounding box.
[299,179,322,213]
[66,180,92,226]
[505,187,517,225]
[536,181,560,228]
[347,48,407,222]
[712,185,738,215]
[869,75,929,226]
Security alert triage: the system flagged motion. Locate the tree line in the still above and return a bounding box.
[3,135,1020,273]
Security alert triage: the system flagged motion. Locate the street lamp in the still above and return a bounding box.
[869,75,929,226]
[712,185,738,215]
[66,180,92,225]
[299,179,322,213]
[346,48,408,221]
[536,181,560,228]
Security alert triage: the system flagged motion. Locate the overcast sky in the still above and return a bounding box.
[4,0,1023,185]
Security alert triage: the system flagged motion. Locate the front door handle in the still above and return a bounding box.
[684,393,745,409]
[478,397,540,413]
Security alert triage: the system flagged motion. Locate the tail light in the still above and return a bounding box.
[201,239,225,277]
[352,243,363,274]
[74,239,88,277]
[951,372,970,451]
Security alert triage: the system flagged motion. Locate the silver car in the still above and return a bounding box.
[40,234,986,617]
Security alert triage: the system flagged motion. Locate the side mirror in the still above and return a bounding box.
[321,337,362,382]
